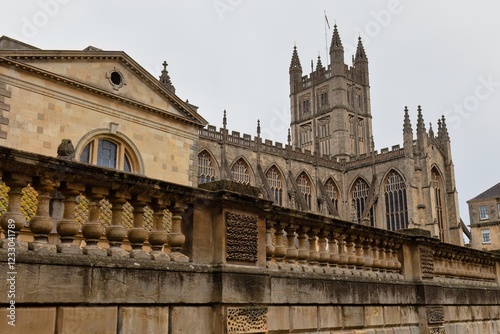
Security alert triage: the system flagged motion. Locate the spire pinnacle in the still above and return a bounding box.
[428,122,434,138]
[403,106,412,134]
[223,109,227,129]
[257,119,261,136]
[416,105,426,133]
[159,60,175,93]
[438,115,449,140]
[289,45,302,71]
[329,24,343,52]
[316,55,325,72]
[355,36,367,61]
[287,128,291,146]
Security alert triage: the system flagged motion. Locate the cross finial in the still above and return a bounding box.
[162,61,168,70]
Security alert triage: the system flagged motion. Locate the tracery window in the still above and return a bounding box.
[384,171,408,231]
[297,172,312,210]
[351,178,374,226]
[266,166,283,206]
[324,178,339,212]
[431,168,445,241]
[198,151,216,184]
[232,159,250,185]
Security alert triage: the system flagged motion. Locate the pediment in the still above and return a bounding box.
[0,48,206,126]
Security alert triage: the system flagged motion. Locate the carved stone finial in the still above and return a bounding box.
[57,139,75,161]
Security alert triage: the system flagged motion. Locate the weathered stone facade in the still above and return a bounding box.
[0,147,498,333]
[0,36,206,187]
[198,26,464,245]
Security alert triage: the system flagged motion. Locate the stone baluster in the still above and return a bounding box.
[371,238,381,274]
[337,234,348,269]
[354,235,365,272]
[345,234,356,270]
[392,242,402,278]
[56,183,84,254]
[82,189,107,256]
[328,231,339,270]
[296,228,309,266]
[29,178,57,253]
[318,229,329,268]
[284,224,298,267]
[105,192,130,257]
[0,173,30,250]
[127,196,150,259]
[167,201,189,262]
[265,219,275,266]
[307,228,320,267]
[273,222,286,265]
[149,198,170,260]
[378,240,387,273]
[385,240,395,274]
[362,237,373,273]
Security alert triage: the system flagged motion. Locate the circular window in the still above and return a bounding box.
[110,71,122,85]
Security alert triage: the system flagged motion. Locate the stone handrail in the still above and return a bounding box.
[0,145,499,287]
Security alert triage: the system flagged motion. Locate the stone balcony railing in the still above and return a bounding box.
[1,145,500,333]
[0,145,498,287]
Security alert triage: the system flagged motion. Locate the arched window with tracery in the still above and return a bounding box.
[384,171,408,231]
[198,151,216,184]
[79,136,139,173]
[266,166,283,206]
[431,167,445,241]
[324,178,339,212]
[297,172,312,210]
[232,159,250,185]
[351,178,374,226]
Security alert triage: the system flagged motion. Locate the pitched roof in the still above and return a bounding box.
[468,182,500,202]
[0,35,39,50]
[0,37,207,127]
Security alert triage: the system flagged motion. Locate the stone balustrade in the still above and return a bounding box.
[0,145,499,286]
[1,145,500,333]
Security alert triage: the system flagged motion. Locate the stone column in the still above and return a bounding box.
[29,178,57,253]
[0,173,30,250]
[56,183,84,254]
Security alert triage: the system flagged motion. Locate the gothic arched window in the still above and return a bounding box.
[324,178,339,212]
[297,172,312,210]
[232,159,250,185]
[351,178,374,226]
[266,166,283,206]
[384,171,408,231]
[431,168,445,241]
[198,151,216,184]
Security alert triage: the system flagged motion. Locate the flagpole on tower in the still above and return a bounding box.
[324,10,330,68]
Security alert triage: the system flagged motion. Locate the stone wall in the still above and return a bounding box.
[0,146,498,333]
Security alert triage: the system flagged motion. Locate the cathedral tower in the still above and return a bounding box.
[289,26,373,161]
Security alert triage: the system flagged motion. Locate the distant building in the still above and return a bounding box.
[468,182,500,250]
[0,26,466,245]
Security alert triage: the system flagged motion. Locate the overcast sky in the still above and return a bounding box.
[1,1,499,228]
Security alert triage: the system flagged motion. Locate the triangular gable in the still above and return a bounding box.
[0,35,39,50]
[0,48,207,127]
